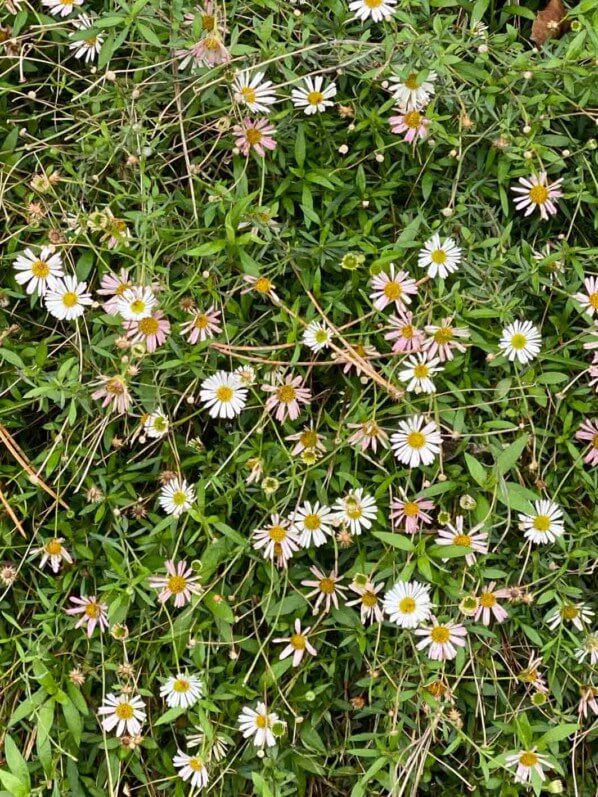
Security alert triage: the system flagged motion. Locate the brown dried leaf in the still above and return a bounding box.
[531,0,570,47]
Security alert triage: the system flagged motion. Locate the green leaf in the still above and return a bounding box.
[154,706,186,726]
[497,482,538,514]
[371,531,415,551]
[495,435,528,476]
[0,771,28,797]
[539,724,578,745]
[203,592,235,623]
[3,736,30,787]
[464,453,487,487]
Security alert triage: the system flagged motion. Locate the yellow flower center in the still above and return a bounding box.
[319,577,336,595]
[399,597,416,614]
[85,602,100,619]
[290,633,306,650]
[62,292,78,308]
[364,0,383,6]
[194,313,209,329]
[402,501,420,517]
[383,281,402,300]
[532,514,551,532]
[255,714,268,729]
[401,325,414,339]
[529,185,549,205]
[303,513,321,531]
[84,36,97,46]
[346,503,363,520]
[254,276,272,294]
[172,490,188,506]
[216,385,234,403]
[434,327,453,344]
[173,678,190,693]
[201,13,215,31]
[106,377,125,395]
[300,430,318,448]
[363,421,380,436]
[240,86,257,104]
[413,363,430,379]
[510,333,527,350]
[31,260,50,278]
[430,248,447,265]
[592,433,598,449]
[307,91,324,106]
[273,542,283,556]
[479,592,496,608]
[362,590,378,607]
[404,73,419,90]
[115,282,130,296]
[314,329,329,344]
[588,292,598,309]
[268,525,287,543]
[430,626,450,644]
[519,752,538,768]
[560,605,579,620]
[188,757,204,772]
[277,385,296,403]
[403,110,422,128]
[130,299,146,315]
[167,574,187,594]
[115,702,134,720]
[453,533,471,547]
[245,128,263,146]
[406,431,425,449]
[139,316,159,335]
[45,539,63,556]
[203,34,220,50]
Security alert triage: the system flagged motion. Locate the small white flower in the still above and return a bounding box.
[519,500,564,544]
[291,76,337,115]
[159,478,196,517]
[302,320,333,352]
[13,247,63,295]
[199,371,247,419]
[117,286,157,321]
[233,71,277,113]
[160,673,203,709]
[383,580,433,628]
[575,632,598,665]
[172,751,209,790]
[345,579,385,625]
[187,728,229,761]
[546,602,594,632]
[417,234,461,280]
[499,320,541,365]
[69,14,104,63]
[389,69,437,111]
[505,750,550,785]
[144,410,169,439]
[414,617,468,661]
[332,487,377,534]
[252,514,300,569]
[398,353,443,394]
[34,537,72,573]
[238,701,280,748]
[42,0,83,17]
[348,0,396,22]
[390,415,442,468]
[98,693,146,736]
[292,500,334,547]
[45,275,93,320]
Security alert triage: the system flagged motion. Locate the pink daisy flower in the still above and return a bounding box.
[97,268,133,315]
[274,618,317,667]
[180,306,222,343]
[385,311,424,353]
[301,567,347,615]
[511,172,563,220]
[149,560,202,608]
[390,496,434,534]
[389,109,430,143]
[423,319,469,361]
[575,418,598,465]
[435,515,488,566]
[414,617,468,661]
[66,595,108,637]
[347,419,389,453]
[124,311,170,352]
[473,582,510,626]
[573,276,598,317]
[578,686,598,720]
[91,375,132,414]
[369,264,418,311]
[241,274,278,301]
[262,373,311,422]
[176,34,230,69]
[233,118,277,158]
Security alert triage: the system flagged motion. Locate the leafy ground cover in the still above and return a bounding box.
[0,0,597,794]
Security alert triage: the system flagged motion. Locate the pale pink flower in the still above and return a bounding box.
[233,118,277,158]
[274,618,317,667]
[473,582,510,626]
[66,595,108,637]
[423,319,469,361]
[262,373,311,422]
[573,276,598,317]
[414,617,468,661]
[252,514,300,569]
[124,311,170,352]
[389,109,430,143]
[149,560,202,608]
[385,311,424,353]
[176,34,230,69]
[511,172,563,220]
[435,516,488,566]
[91,375,132,414]
[301,567,347,615]
[390,496,434,534]
[575,418,598,465]
[97,269,133,315]
[34,537,73,573]
[518,653,548,694]
[285,425,325,456]
[347,419,389,453]
[337,343,380,375]
[369,264,418,311]
[241,274,278,301]
[578,686,598,720]
[345,579,384,625]
[180,306,222,343]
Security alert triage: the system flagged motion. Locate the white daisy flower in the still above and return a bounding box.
[301,567,348,615]
[172,751,209,790]
[417,234,461,280]
[291,76,337,115]
[499,320,541,365]
[434,515,488,566]
[575,632,598,665]
[98,693,146,736]
[332,487,377,534]
[160,673,203,709]
[398,353,443,394]
[390,415,442,468]
[233,70,277,113]
[519,500,564,544]
[414,617,468,661]
[389,69,437,111]
[349,0,396,22]
[45,275,93,320]
[238,702,279,748]
[143,410,169,439]
[302,320,333,352]
[199,371,248,419]
[505,750,550,785]
[187,728,229,761]
[12,247,63,295]
[235,364,257,387]
[274,618,317,666]
[252,514,300,569]
[34,537,73,573]
[69,14,104,63]
[546,602,594,632]
[382,580,433,628]
[42,0,83,17]
[345,579,385,625]
[292,500,334,547]
[117,286,157,321]
[159,477,196,517]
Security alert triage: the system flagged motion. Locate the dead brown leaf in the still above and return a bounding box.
[531,0,570,47]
